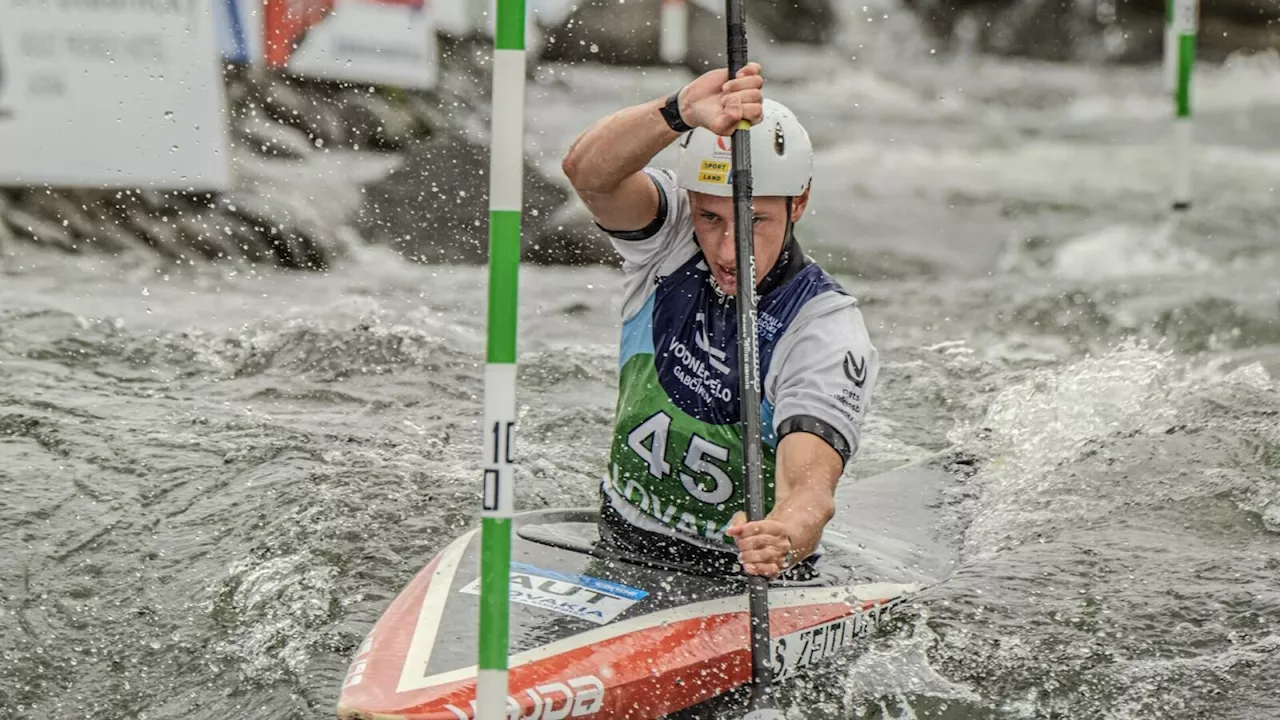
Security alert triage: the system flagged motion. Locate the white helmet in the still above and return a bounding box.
[676,98,813,198]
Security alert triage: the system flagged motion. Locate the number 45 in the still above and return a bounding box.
[626,411,733,505]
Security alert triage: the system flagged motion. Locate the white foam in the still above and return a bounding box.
[951,342,1184,558]
[1048,221,1213,281]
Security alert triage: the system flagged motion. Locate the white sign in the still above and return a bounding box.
[282,0,439,90]
[459,563,648,626]
[0,0,231,190]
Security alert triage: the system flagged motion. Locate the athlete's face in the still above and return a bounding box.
[689,188,810,296]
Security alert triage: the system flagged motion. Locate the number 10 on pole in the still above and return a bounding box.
[479,0,527,716]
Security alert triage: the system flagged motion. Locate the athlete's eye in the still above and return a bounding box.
[751,216,764,225]
[699,211,721,223]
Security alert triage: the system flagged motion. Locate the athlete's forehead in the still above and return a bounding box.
[688,192,788,216]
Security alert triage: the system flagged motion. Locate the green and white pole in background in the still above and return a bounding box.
[478,0,526,717]
[1170,0,1197,211]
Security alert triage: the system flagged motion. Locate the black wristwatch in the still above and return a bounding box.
[660,90,693,133]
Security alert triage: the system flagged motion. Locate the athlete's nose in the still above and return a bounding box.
[718,225,736,265]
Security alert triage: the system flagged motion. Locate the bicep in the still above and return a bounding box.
[577,170,661,236]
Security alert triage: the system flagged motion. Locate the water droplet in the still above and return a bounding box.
[163,111,174,121]
[589,43,599,53]
[141,287,150,296]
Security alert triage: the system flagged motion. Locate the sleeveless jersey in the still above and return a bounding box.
[600,168,879,554]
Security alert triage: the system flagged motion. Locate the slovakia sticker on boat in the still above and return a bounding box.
[459,563,649,625]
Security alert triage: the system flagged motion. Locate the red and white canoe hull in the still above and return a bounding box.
[338,511,917,720]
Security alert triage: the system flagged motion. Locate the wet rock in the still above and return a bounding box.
[176,212,247,262]
[25,193,147,255]
[136,189,191,214]
[903,0,1280,63]
[288,221,339,270]
[402,92,450,136]
[542,0,770,71]
[234,69,351,148]
[4,206,78,252]
[356,130,569,264]
[218,191,283,233]
[123,207,189,261]
[233,113,315,159]
[207,210,278,262]
[210,191,339,268]
[338,90,420,151]
[215,192,299,263]
[525,199,618,266]
[303,93,354,149]
[250,69,314,128]
[21,192,101,242]
[91,220,157,257]
[745,0,837,44]
[0,193,15,255]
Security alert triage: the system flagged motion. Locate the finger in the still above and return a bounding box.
[741,102,763,126]
[722,75,764,94]
[742,562,781,578]
[739,548,783,565]
[735,520,786,539]
[736,534,783,552]
[725,511,749,536]
[735,62,763,78]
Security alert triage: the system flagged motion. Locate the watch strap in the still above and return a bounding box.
[660,90,693,133]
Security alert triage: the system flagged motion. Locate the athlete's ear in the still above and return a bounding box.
[790,184,811,223]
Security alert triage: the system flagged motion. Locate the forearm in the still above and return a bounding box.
[561,94,682,194]
[770,432,843,563]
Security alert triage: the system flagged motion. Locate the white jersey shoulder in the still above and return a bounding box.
[767,290,878,461]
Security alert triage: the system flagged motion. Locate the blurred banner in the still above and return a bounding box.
[264,0,438,89]
[0,0,232,190]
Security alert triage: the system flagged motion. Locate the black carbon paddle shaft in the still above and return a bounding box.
[726,0,777,713]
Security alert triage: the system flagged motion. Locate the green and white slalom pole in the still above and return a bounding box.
[1170,0,1197,212]
[478,0,526,717]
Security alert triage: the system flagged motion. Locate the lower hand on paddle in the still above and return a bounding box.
[677,62,765,136]
[727,512,793,578]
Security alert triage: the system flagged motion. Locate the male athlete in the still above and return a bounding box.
[561,63,877,579]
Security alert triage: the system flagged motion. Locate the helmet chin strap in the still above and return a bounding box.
[772,195,797,275]
[781,196,796,253]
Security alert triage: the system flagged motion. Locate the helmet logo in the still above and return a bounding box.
[716,135,731,152]
[773,122,785,156]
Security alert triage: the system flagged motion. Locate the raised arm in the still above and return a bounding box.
[560,63,765,233]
